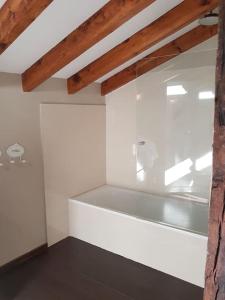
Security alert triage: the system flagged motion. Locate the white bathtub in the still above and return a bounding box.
[68,185,208,287]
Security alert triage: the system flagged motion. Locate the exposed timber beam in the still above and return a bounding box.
[204,1,225,300]
[22,0,156,92]
[67,0,218,95]
[101,25,218,95]
[0,0,53,54]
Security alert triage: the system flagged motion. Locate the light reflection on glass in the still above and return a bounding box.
[136,160,145,182]
[167,85,187,96]
[198,91,215,100]
[133,38,216,202]
[189,180,194,187]
[195,152,212,171]
[163,202,190,228]
[136,93,142,101]
[165,159,193,186]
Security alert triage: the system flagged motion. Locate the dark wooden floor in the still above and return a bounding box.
[0,237,203,300]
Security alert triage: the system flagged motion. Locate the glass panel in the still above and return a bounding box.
[134,36,217,203]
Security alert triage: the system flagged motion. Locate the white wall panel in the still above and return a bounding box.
[41,104,106,245]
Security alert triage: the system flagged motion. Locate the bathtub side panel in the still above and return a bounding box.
[69,200,207,287]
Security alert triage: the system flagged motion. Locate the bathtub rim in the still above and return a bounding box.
[68,197,208,239]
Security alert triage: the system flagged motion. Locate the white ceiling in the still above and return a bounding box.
[0,0,216,83]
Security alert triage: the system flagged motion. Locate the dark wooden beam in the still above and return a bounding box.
[101,25,218,95]
[67,0,218,94]
[204,1,225,300]
[0,0,53,54]
[22,0,156,92]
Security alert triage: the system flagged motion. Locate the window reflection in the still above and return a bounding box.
[167,85,187,96]
[195,152,212,171]
[165,159,193,186]
[198,91,215,100]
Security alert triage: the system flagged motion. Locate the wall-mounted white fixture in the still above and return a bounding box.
[6,143,27,164]
[137,141,146,146]
[199,11,219,26]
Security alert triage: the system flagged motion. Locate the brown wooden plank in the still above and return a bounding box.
[204,1,225,300]
[0,0,53,54]
[67,0,218,95]
[22,0,156,92]
[101,25,218,95]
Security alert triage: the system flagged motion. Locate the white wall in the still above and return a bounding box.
[41,104,106,245]
[0,72,104,267]
[106,37,217,201]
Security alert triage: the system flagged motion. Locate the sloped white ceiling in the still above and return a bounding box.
[0,0,216,83]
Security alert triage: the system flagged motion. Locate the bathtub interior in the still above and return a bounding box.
[71,185,208,236]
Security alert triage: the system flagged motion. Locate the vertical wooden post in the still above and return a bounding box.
[204,1,225,299]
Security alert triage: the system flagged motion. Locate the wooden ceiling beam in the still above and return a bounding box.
[101,25,218,95]
[22,0,156,92]
[67,0,218,95]
[0,0,53,54]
